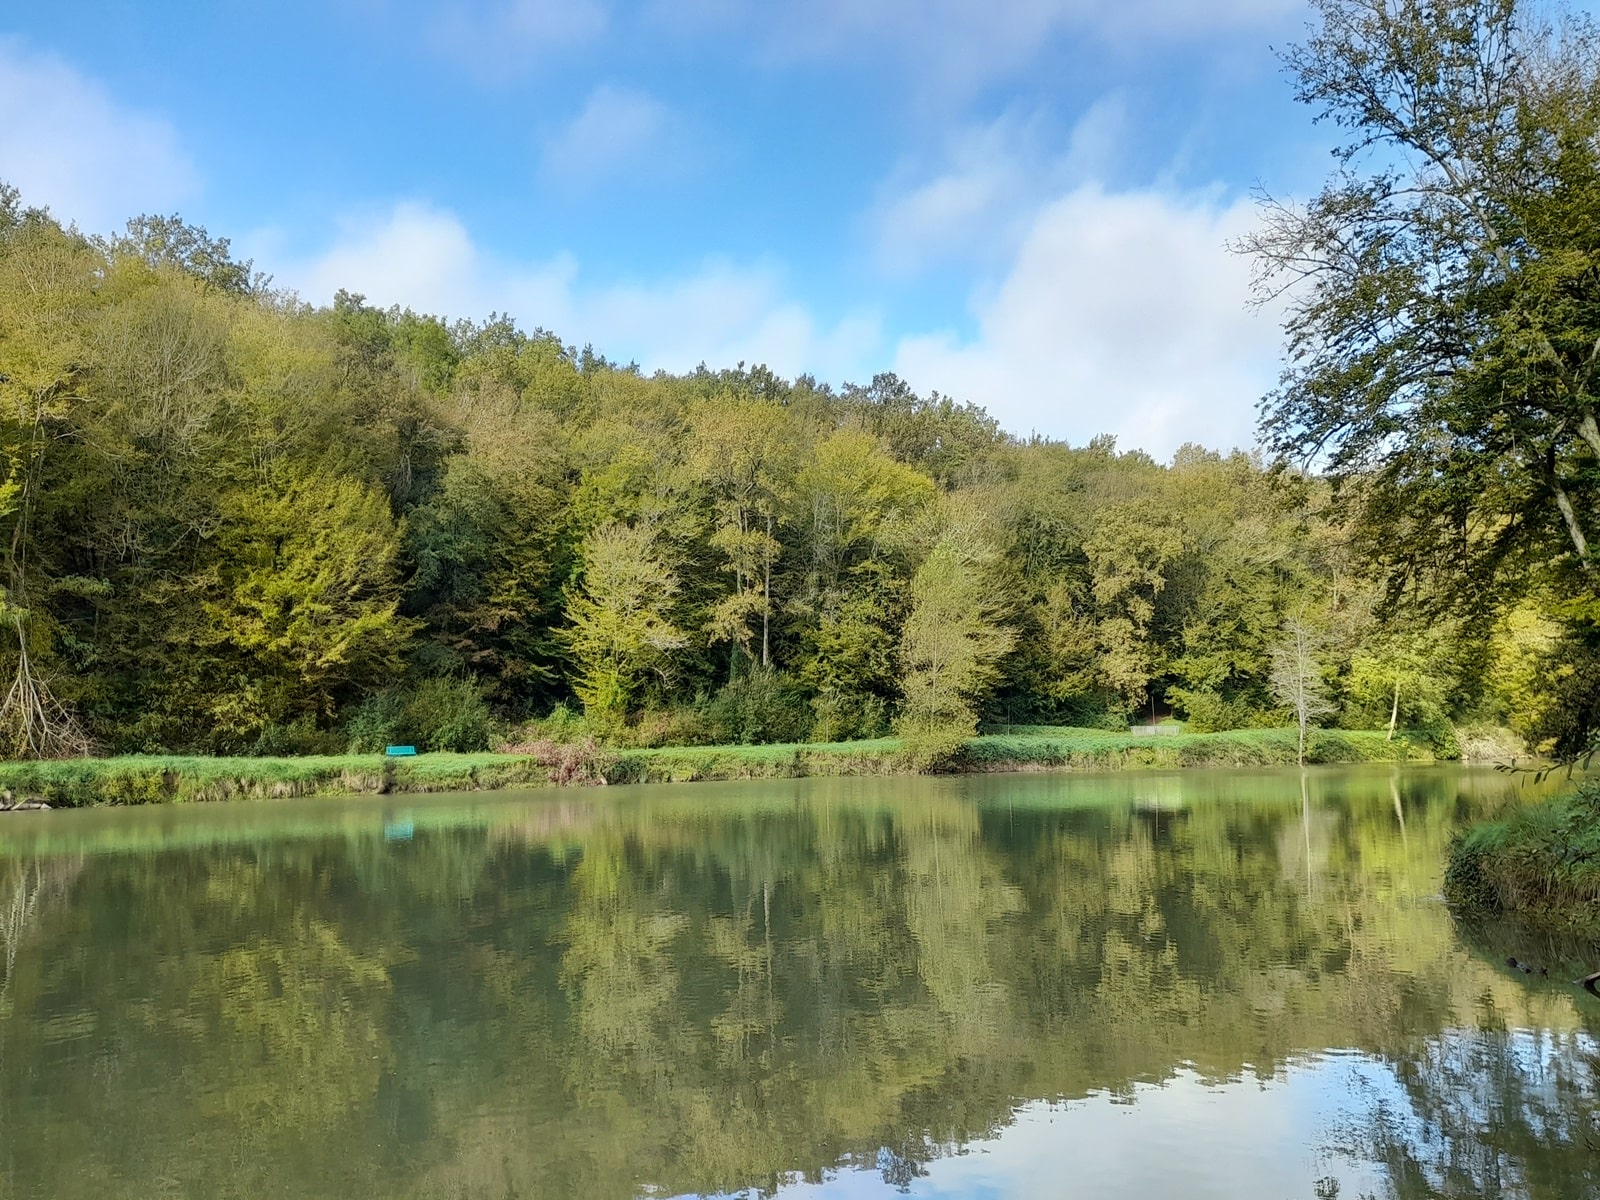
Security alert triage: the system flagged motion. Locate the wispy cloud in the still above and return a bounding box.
[0,38,201,235]
[654,0,1302,98]
[430,0,608,77]
[869,97,1129,276]
[540,85,692,190]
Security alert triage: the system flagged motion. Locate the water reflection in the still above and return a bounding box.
[0,768,1594,1199]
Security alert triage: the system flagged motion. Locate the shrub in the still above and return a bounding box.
[810,692,892,743]
[1444,782,1600,927]
[621,705,721,748]
[1167,686,1275,734]
[895,724,972,772]
[346,691,408,753]
[497,735,617,785]
[252,715,345,757]
[702,670,812,745]
[346,677,494,753]
[1414,716,1461,760]
[1454,722,1528,762]
[407,677,494,752]
[500,703,594,747]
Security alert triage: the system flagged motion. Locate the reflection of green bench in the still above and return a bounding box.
[385,745,418,757]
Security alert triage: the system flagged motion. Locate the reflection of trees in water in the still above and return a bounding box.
[0,855,81,1013]
[0,849,404,1200]
[1452,909,1600,991]
[1345,1031,1600,1200]
[0,772,1592,1200]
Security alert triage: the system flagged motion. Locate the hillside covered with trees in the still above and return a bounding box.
[0,173,1579,761]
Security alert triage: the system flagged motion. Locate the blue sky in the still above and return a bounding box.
[3,1,1381,454]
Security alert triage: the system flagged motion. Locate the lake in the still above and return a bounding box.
[0,767,1596,1199]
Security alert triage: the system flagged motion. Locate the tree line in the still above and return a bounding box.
[0,177,1580,758]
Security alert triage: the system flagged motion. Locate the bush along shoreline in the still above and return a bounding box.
[0,726,1439,809]
[1445,780,1600,931]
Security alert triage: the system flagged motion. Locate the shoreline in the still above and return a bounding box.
[1444,781,1600,932]
[0,727,1440,809]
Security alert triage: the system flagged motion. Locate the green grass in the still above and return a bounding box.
[1444,780,1600,929]
[965,726,1427,770]
[0,752,552,807]
[609,738,902,784]
[0,726,1432,808]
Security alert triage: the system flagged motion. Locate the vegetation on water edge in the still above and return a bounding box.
[1444,781,1600,930]
[0,726,1435,808]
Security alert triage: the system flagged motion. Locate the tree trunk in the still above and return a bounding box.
[1387,677,1399,741]
[1579,410,1600,462]
[1553,479,1591,569]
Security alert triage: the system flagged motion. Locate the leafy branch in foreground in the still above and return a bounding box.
[1244,0,1600,608]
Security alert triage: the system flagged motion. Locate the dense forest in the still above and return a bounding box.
[0,177,1582,760]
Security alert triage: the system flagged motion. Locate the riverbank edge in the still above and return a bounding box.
[0,727,1440,808]
[1444,781,1600,931]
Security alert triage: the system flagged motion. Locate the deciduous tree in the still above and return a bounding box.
[1245,0,1600,604]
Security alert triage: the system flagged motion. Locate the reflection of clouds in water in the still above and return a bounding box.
[722,1034,1600,1200]
[688,1058,1400,1199]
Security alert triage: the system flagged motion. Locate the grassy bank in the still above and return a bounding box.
[0,725,1433,808]
[1445,781,1600,930]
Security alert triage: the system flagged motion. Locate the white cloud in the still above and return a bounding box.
[432,0,608,75]
[892,184,1279,458]
[290,203,498,321]
[0,39,201,235]
[541,85,685,189]
[870,103,1284,457]
[660,0,1302,96]
[870,98,1128,275]
[276,202,881,384]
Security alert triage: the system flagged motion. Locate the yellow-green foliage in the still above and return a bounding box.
[0,188,1546,760]
[1487,604,1568,750]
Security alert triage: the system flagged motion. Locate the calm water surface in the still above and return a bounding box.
[1,767,1597,1199]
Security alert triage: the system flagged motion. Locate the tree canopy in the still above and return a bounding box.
[0,171,1572,757]
[1247,0,1600,603]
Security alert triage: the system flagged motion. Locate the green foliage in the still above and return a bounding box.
[560,522,686,724]
[252,716,346,757]
[1445,782,1600,928]
[809,689,892,743]
[345,677,494,753]
[403,677,494,752]
[608,705,719,750]
[194,476,416,741]
[701,669,812,745]
[896,508,1015,741]
[896,724,971,772]
[1165,686,1276,734]
[1250,0,1600,605]
[0,178,1551,761]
